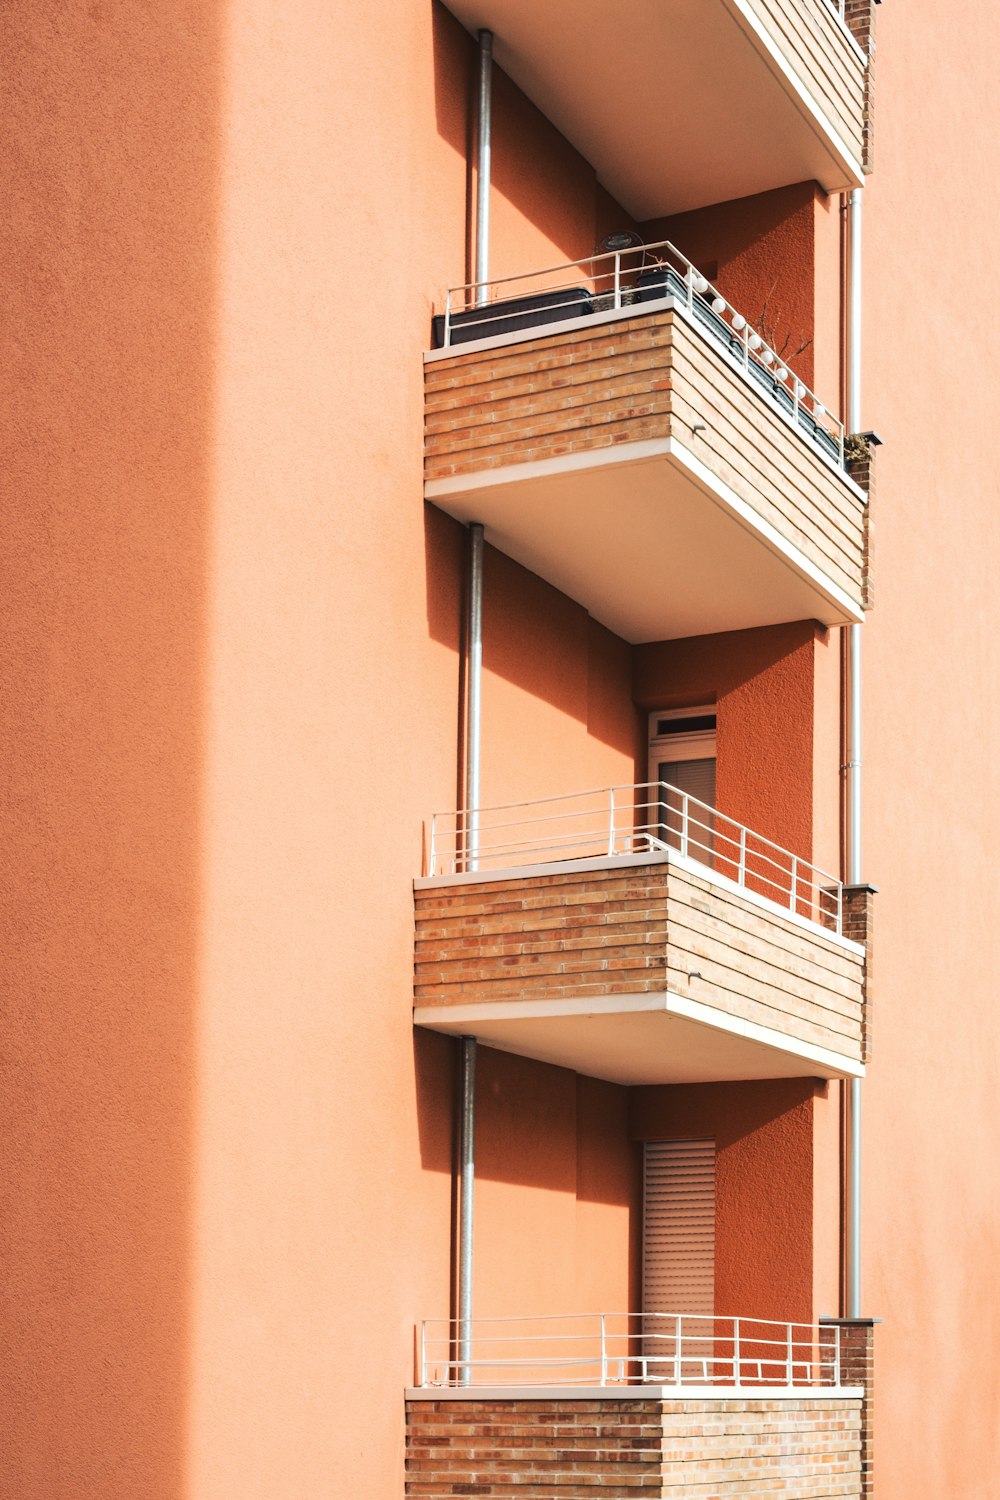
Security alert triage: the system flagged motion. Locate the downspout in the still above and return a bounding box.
[456,524,483,1382]
[456,28,492,1383]
[474,30,493,305]
[844,185,863,1320]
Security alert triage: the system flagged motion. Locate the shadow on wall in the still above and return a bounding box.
[423,504,643,760]
[413,1036,639,1209]
[1,5,219,1496]
[430,1,640,287]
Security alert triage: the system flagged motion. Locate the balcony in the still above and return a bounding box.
[413,783,873,1084]
[443,0,869,218]
[424,242,868,644]
[407,1312,873,1498]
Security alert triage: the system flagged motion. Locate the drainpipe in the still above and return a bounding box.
[454,28,491,1388]
[843,186,863,1320]
[474,30,493,306]
[457,520,484,1380]
[458,1034,477,1384]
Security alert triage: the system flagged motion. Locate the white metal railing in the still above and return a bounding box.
[425,781,843,935]
[436,237,844,466]
[416,1313,845,1391]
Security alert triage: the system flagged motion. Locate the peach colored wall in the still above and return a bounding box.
[2,3,214,1495]
[430,7,638,313]
[0,6,644,1498]
[859,3,1000,1493]
[633,623,822,862]
[630,1081,819,1323]
[9,0,1000,1497]
[473,1050,640,1321]
[481,544,642,809]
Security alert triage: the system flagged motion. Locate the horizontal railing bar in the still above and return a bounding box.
[421,1312,840,1331]
[435,781,839,886]
[438,238,841,448]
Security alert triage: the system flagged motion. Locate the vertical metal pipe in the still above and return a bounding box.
[466,523,484,871]
[474,31,493,307]
[845,1075,862,1317]
[848,188,863,436]
[843,186,864,1320]
[458,1035,477,1385]
[457,518,483,1380]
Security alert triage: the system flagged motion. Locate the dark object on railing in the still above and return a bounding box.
[634,264,689,304]
[432,287,595,348]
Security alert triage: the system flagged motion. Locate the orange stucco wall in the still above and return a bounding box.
[631,1081,820,1324]
[480,542,642,810]
[634,623,827,867]
[474,1052,640,1321]
[6,0,999,1497]
[0,6,645,1497]
[860,3,1000,1493]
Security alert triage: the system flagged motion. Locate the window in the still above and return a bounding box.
[647,708,717,857]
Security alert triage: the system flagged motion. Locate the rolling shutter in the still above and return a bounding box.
[643,1140,716,1378]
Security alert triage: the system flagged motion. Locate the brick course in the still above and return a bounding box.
[821,1321,875,1498]
[844,0,878,171]
[405,1396,864,1497]
[845,435,877,610]
[840,885,876,1062]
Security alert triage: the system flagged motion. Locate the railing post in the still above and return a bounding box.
[790,855,798,914]
[599,1313,608,1386]
[680,792,689,859]
[428,816,436,879]
[733,1318,741,1385]
[835,1324,842,1388]
[607,786,616,857]
[674,1315,682,1385]
[419,1321,427,1387]
[786,1323,794,1386]
[738,825,747,888]
[445,289,452,348]
[837,882,844,937]
[613,252,621,310]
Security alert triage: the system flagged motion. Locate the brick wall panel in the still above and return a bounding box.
[405,1397,865,1498]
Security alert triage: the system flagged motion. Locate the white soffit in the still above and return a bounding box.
[443,0,862,218]
[426,442,862,644]
[413,992,865,1085]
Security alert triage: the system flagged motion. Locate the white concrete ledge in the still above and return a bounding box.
[406,1384,864,1401]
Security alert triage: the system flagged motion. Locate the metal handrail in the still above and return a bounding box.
[415,1312,844,1391]
[425,781,844,935]
[437,236,844,465]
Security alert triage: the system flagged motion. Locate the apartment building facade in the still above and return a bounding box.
[4,2,1000,1498]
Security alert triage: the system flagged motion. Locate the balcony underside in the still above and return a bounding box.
[427,437,861,643]
[413,986,864,1085]
[443,0,865,218]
